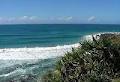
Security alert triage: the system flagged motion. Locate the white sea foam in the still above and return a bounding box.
[0,32,119,79]
[82,33,100,41]
[0,68,26,77]
[82,32,120,41]
[0,43,80,79]
[0,43,80,60]
[0,32,119,60]
[0,43,80,78]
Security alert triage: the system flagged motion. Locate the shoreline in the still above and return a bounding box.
[0,32,120,60]
[1,32,120,82]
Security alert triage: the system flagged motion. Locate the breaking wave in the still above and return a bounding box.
[0,32,119,81]
[0,43,80,60]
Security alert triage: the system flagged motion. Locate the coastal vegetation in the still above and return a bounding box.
[41,34,120,82]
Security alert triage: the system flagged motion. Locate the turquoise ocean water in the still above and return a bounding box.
[0,24,120,81]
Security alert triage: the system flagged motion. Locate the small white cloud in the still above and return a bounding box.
[66,16,73,21]
[29,16,38,20]
[57,16,73,21]
[88,16,96,21]
[23,16,28,18]
[19,16,29,20]
[19,16,39,21]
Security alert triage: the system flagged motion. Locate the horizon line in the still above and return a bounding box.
[0,23,120,25]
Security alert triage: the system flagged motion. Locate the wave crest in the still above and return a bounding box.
[1,32,119,60]
[0,43,80,60]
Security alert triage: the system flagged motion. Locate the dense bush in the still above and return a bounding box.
[41,34,120,82]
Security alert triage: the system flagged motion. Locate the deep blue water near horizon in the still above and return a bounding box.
[0,24,120,82]
[0,24,120,48]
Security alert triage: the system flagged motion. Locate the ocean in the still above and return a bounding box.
[0,24,120,81]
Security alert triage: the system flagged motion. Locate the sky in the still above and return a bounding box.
[0,0,119,24]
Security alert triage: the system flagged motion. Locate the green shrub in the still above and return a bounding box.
[41,70,61,82]
[42,34,120,82]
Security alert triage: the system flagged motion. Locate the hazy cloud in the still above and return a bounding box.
[88,16,96,21]
[29,16,38,20]
[66,16,73,21]
[0,16,40,24]
[57,16,73,21]
[0,16,78,24]
[19,16,29,20]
